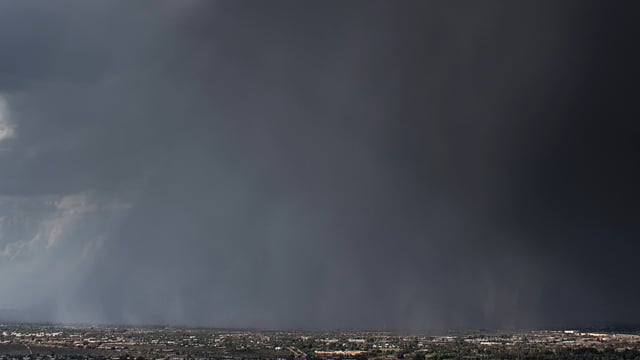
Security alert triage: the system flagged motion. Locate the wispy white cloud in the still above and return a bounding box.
[0,95,15,142]
[0,192,132,314]
[0,192,131,259]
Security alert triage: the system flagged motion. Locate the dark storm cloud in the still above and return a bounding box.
[0,0,639,330]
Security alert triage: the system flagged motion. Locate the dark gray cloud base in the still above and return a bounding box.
[0,1,639,330]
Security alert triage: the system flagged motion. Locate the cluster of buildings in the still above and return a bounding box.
[1,324,639,360]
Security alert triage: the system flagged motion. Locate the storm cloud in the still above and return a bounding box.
[0,1,639,330]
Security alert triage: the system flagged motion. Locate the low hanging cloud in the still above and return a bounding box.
[0,192,131,320]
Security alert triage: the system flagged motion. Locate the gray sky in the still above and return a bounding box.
[0,1,639,330]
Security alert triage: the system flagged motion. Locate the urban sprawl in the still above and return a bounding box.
[1,324,639,360]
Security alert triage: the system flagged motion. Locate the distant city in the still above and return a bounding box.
[0,323,639,360]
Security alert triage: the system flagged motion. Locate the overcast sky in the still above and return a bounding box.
[0,1,639,330]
